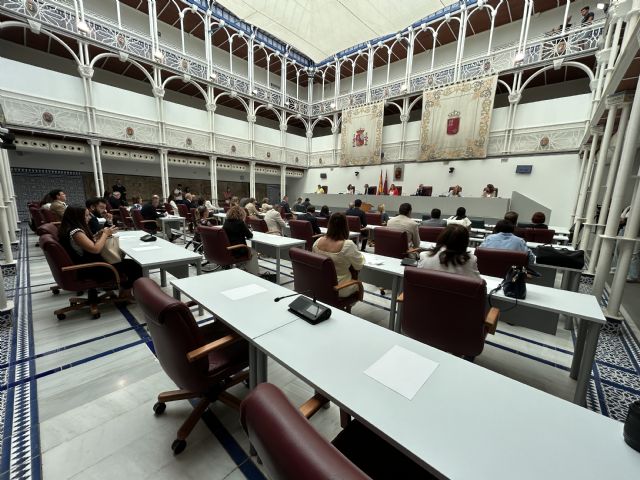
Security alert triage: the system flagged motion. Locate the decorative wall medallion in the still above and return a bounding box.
[42,112,54,124]
[116,34,125,47]
[318,158,322,164]
[427,76,434,86]
[266,151,271,158]
[295,156,299,163]
[126,127,134,137]
[26,0,37,13]
[185,137,192,147]
[540,136,550,147]
[231,145,236,153]
[181,59,188,70]
[483,61,491,72]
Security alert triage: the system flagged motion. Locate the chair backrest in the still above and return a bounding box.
[130,209,154,233]
[199,225,245,266]
[40,207,59,223]
[531,228,555,243]
[37,222,59,238]
[240,383,369,480]
[374,228,409,259]
[365,212,382,226]
[346,215,362,233]
[289,219,315,251]
[513,227,530,241]
[39,233,83,291]
[177,203,189,218]
[119,206,134,229]
[133,277,211,393]
[164,202,174,214]
[402,267,488,357]
[470,218,485,230]
[289,248,341,307]
[316,217,329,228]
[474,247,528,278]
[29,205,45,228]
[418,226,445,243]
[422,186,433,197]
[247,216,268,233]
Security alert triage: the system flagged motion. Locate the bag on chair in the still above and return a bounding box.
[502,265,527,300]
[534,245,585,269]
[101,236,123,264]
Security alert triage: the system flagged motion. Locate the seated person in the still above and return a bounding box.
[319,205,331,218]
[481,184,497,198]
[298,206,321,234]
[223,206,259,275]
[421,208,447,227]
[130,196,143,210]
[108,191,123,210]
[415,184,425,196]
[448,185,463,197]
[48,189,68,220]
[388,184,400,196]
[279,195,291,213]
[86,197,112,235]
[301,198,311,210]
[140,195,162,233]
[204,196,216,210]
[260,197,271,213]
[378,204,389,225]
[245,198,260,217]
[519,211,548,229]
[167,195,178,213]
[229,196,240,207]
[418,224,480,279]
[313,213,365,297]
[59,206,143,297]
[345,199,368,251]
[196,205,216,227]
[316,184,325,194]
[387,202,420,249]
[263,205,286,235]
[504,211,519,225]
[480,220,535,264]
[447,207,472,229]
[293,197,305,212]
[183,193,197,210]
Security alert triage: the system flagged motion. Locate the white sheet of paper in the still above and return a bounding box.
[364,345,438,400]
[132,246,162,251]
[367,259,384,266]
[221,284,268,301]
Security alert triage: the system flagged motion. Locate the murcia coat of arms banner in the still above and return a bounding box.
[340,101,384,166]
[419,76,497,161]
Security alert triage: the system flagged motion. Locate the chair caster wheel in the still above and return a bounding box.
[153,402,166,415]
[56,313,66,320]
[52,288,60,295]
[243,379,250,389]
[171,439,186,455]
[92,312,101,319]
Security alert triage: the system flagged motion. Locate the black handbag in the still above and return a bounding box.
[534,245,584,269]
[502,265,527,300]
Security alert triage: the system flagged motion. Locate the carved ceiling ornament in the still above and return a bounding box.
[126,127,134,137]
[186,137,192,147]
[42,112,54,124]
[540,136,550,147]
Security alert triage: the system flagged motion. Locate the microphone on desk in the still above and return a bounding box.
[274,289,315,303]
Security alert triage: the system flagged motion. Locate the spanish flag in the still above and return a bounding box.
[383,171,388,195]
[377,170,383,195]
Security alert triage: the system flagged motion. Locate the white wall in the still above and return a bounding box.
[293,153,580,226]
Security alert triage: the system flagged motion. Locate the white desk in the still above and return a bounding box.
[158,215,186,237]
[116,231,202,287]
[171,269,300,387]
[213,212,226,221]
[249,231,305,284]
[318,227,360,240]
[255,313,640,479]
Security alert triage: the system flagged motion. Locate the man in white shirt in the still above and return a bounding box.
[387,203,420,249]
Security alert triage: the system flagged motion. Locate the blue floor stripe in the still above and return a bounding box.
[485,340,571,372]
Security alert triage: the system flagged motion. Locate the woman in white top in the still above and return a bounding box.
[263,206,286,235]
[418,224,480,279]
[447,206,472,230]
[312,213,365,297]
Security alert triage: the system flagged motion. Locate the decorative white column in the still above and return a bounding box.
[153,80,166,146]
[249,161,256,198]
[210,155,217,206]
[572,128,602,248]
[588,101,632,273]
[366,43,374,102]
[206,98,216,152]
[88,139,100,196]
[159,148,169,201]
[247,110,256,159]
[504,91,521,153]
[0,266,13,316]
[280,121,288,164]
[280,165,286,200]
[399,109,409,161]
[571,148,589,225]
[592,79,640,299]
[0,169,14,264]
[580,102,619,251]
[0,150,17,240]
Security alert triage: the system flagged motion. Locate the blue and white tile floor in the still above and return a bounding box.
[1,225,639,478]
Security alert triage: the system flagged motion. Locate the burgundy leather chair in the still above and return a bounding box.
[316,217,329,228]
[346,215,365,235]
[513,228,529,241]
[278,206,293,221]
[373,227,417,259]
[241,383,432,480]
[36,222,59,238]
[400,267,498,359]
[474,247,528,278]
[418,226,445,243]
[29,205,45,232]
[39,233,122,319]
[247,216,269,233]
[199,225,252,270]
[177,203,190,219]
[164,202,174,215]
[289,248,362,313]
[289,219,323,251]
[530,228,555,243]
[118,206,134,229]
[40,207,59,223]
[130,208,158,234]
[133,277,249,455]
[365,212,382,226]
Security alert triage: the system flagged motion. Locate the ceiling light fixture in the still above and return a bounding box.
[210,72,217,80]
[400,84,407,92]
[596,2,605,9]
[76,20,91,34]
[153,49,164,61]
[513,51,525,62]
[330,102,336,108]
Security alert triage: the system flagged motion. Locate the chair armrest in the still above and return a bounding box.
[267,231,281,235]
[139,220,158,225]
[312,234,324,239]
[334,279,362,291]
[227,244,250,251]
[186,333,242,362]
[52,221,61,226]
[61,262,121,287]
[406,247,423,254]
[396,292,404,302]
[484,307,499,335]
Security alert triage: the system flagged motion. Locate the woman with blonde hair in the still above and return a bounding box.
[377,204,389,225]
[222,206,259,274]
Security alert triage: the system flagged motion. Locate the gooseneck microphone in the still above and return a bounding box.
[274,289,315,302]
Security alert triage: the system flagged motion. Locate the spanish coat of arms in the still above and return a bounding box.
[447,110,460,135]
[352,128,368,147]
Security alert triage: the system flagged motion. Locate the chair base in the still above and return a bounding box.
[54,290,128,320]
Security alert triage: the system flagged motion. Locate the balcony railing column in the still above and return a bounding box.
[88,139,103,196]
[604,17,624,90]
[247,108,256,159]
[249,161,256,198]
[366,43,374,102]
[0,150,17,242]
[571,147,590,226]
[280,165,286,199]
[210,155,217,206]
[280,122,288,164]
[153,83,166,145]
[588,100,632,274]
[572,127,602,248]
[0,154,14,265]
[159,148,169,201]
[332,113,339,165]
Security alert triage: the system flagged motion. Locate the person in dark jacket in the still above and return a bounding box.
[279,195,292,214]
[140,195,162,234]
[86,197,112,235]
[345,199,368,251]
[299,206,321,234]
[223,206,259,274]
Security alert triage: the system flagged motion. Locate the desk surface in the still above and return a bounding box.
[255,312,639,479]
[250,231,306,248]
[116,231,201,267]
[171,269,299,339]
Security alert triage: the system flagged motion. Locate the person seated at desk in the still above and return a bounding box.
[299,206,321,234]
[195,205,216,227]
[519,211,548,229]
[86,197,112,235]
[480,220,535,264]
[59,206,142,298]
[415,184,426,196]
[388,184,400,196]
[421,208,447,227]
[504,211,519,226]
[245,198,260,217]
[316,184,325,194]
[263,205,286,235]
[481,184,497,198]
[345,199,368,251]
[319,205,331,218]
[447,207,472,230]
[387,203,420,249]
[279,195,292,214]
[140,195,162,234]
[167,194,178,214]
[346,184,355,195]
[260,197,271,213]
[292,197,305,212]
[130,196,143,210]
[204,196,216,211]
[312,212,365,298]
[223,206,259,275]
[108,191,123,210]
[418,224,480,278]
[302,198,311,210]
[448,185,463,197]
[362,183,369,195]
[378,204,389,225]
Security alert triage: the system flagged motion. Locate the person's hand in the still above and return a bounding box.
[105,213,113,221]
